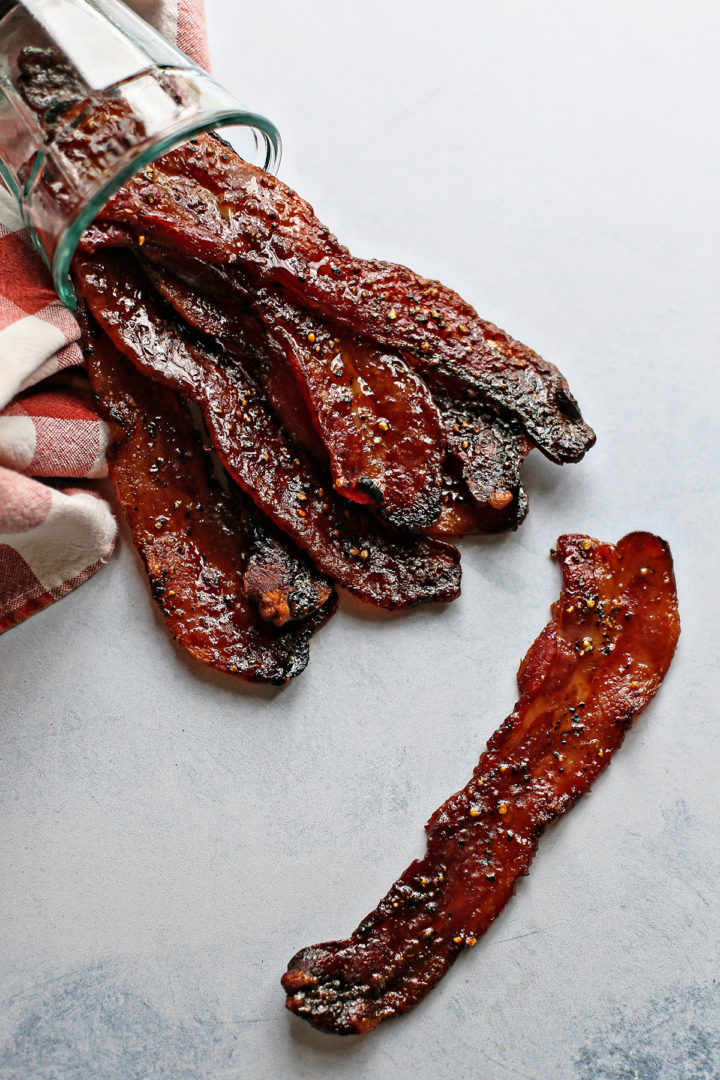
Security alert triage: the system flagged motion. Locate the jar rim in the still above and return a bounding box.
[50,106,281,308]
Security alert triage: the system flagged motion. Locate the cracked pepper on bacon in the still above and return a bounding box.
[18,48,596,679]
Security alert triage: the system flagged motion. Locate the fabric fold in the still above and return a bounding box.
[0,0,209,634]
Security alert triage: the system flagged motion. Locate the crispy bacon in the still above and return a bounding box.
[247,288,445,529]
[97,134,595,464]
[74,252,462,610]
[83,320,335,682]
[281,532,680,1031]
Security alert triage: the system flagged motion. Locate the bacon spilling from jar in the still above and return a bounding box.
[281,532,680,1031]
[17,49,600,676]
[71,126,596,549]
[82,317,336,682]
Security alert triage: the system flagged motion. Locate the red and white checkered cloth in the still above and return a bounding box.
[0,0,209,634]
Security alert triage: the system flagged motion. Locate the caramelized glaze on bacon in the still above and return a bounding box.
[248,289,445,529]
[140,258,329,463]
[135,251,446,528]
[83,320,335,682]
[281,532,680,1031]
[75,252,462,611]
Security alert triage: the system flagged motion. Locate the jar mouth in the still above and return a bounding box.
[0,0,281,309]
[49,106,281,308]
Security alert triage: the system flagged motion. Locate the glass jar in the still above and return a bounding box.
[0,0,281,306]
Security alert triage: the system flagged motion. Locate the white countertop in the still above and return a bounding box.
[2,1,719,1077]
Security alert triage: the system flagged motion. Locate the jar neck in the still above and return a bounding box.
[0,0,280,307]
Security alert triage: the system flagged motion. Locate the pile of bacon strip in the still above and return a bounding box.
[18,47,596,681]
[71,129,597,682]
[18,52,681,1034]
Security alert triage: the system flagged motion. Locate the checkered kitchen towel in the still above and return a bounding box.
[0,0,209,634]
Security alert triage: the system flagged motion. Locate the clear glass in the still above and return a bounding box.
[0,0,281,307]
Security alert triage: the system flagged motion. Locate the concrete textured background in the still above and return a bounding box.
[2,1,719,1077]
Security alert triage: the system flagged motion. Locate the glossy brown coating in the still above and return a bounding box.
[142,258,329,463]
[424,462,528,537]
[82,320,335,682]
[74,252,462,610]
[432,379,533,530]
[83,229,526,540]
[249,289,445,530]
[281,532,680,1031]
[14,48,199,254]
[137,250,445,528]
[98,134,595,464]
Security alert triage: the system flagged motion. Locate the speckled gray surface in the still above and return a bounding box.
[2,1,719,1077]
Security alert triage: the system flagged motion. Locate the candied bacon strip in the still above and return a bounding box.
[97,134,596,464]
[248,288,445,530]
[281,532,680,1032]
[83,321,335,682]
[73,252,462,610]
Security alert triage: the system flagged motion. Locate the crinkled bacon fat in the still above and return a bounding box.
[281,532,680,1031]
[83,319,335,682]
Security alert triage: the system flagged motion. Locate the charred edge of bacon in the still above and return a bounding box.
[424,460,529,537]
[431,378,533,529]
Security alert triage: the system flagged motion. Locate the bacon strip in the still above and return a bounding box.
[74,252,462,610]
[83,321,335,682]
[281,532,680,1031]
[249,289,445,529]
[97,134,595,464]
